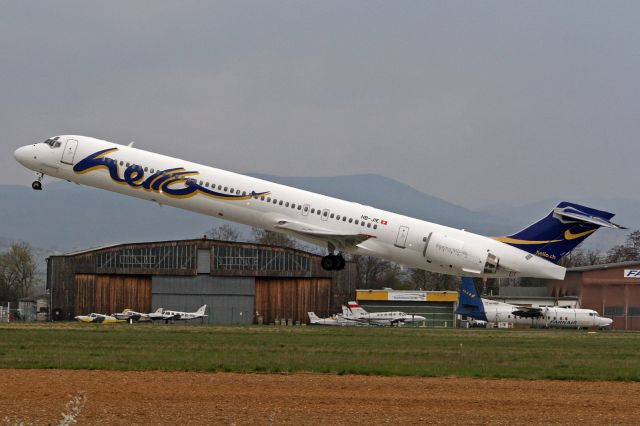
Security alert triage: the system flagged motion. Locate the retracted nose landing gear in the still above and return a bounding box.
[31,172,44,190]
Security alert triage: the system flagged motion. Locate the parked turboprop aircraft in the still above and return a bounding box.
[342,302,426,326]
[14,135,625,279]
[307,312,357,326]
[75,313,125,324]
[455,278,613,329]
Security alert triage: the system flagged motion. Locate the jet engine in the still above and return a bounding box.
[424,232,500,275]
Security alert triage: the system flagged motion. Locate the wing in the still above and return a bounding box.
[273,219,375,250]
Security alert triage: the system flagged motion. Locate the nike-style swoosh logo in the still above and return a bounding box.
[564,229,596,240]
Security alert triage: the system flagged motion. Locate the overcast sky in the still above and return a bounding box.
[2,1,639,209]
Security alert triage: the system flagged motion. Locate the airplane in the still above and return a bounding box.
[307,311,358,326]
[160,305,208,322]
[112,308,152,323]
[74,313,126,324]
[14,135,625,279]
[455,277,613,329]
[342,301,427,326]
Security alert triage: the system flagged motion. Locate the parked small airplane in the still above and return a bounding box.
[160,305,208,322]
[74,313,125,324]
[307,312,357,326]
[455,277,613,329]
[14,136,626,281]
[112,309,152,322]
[342,302,426,326]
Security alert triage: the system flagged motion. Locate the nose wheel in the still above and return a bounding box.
[32,172,44,191]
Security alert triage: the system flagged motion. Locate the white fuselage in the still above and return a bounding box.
[14,135,567,279]
[480,299,613,329]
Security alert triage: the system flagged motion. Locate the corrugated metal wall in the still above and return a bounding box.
[152,276,255,324]
[75,274,151,316]
[255,278,331,324]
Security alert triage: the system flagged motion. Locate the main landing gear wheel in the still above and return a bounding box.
[321,254,346,271]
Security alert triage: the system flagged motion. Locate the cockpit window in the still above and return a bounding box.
[42,137,61,148]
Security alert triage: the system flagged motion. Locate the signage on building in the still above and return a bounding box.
[624,270,640,278]
[388,292,427,301]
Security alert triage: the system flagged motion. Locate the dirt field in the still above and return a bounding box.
[1,370,638,425]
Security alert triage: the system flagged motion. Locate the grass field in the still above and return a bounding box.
[1,323,639,381]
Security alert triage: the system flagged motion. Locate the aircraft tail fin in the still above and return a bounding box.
[347,301,368,317]
[307,312,319,324]
[494,202,625,263]
[455,278,487,321]
[195,305,207,316]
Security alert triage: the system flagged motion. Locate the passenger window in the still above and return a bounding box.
[261,196,265,201]
[343,217,347,222]
[273,199,278,204]
[144,167,149,172]
[330,213,335,219]
[199,180,203,185]
[303,206,309,212]
[230,188,234,193]
[120,161,124,166]
[224,187,228,191]
[349,218,353,223]
[355,220,359,225]
[205,182,209,187]
[218,185,222,190]
[285,202,290,207]
[126,162,130,167]
[367,223,371,228]
[237,190,241,195]
[311,208,315,213]
[323,211,328,217]
[317,210,321,215]
[336,215,340,220]
[279,200,283,205]
[298,205,302,210]
[267,197,271,202]
[242,191,247,196]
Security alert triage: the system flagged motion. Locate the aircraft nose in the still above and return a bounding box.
[14,146,32,166]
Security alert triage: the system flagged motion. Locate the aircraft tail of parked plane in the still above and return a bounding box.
[495,202,625,264]
[455,277,487,321]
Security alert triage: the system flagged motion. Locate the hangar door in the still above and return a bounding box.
[75,274,151,316]
[255,278,332,324]
[152,276,255,324]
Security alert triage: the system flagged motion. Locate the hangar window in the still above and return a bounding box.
[604,306,625,316]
